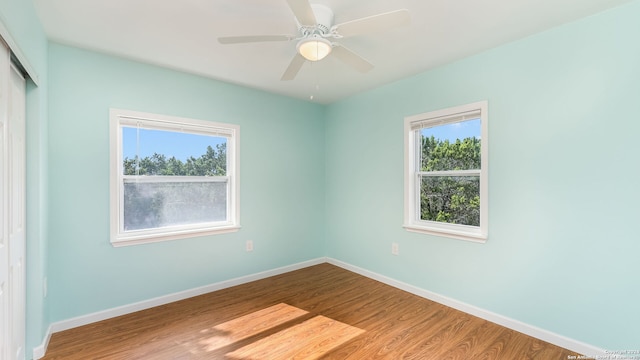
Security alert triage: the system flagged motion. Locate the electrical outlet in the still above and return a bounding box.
[391,242,399,256]
[246,240,254,252]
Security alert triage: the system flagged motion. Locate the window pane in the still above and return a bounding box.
[420,119,481,171]
[123,180,227,231]
[122,127,227,176]
[420,175,480,226]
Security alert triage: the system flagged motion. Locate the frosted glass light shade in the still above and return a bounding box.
[297,38,332,61]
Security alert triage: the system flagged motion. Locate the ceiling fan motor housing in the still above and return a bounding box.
[297,4,334,35]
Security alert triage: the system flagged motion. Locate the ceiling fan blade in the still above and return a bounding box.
[331,44,374,73]
[218,35,294,44]
[333,9,410,38]
[285,0,317,26]
[281,53,306,81]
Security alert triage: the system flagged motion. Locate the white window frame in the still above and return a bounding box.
[403,101,488,242]
[109,108,240,247]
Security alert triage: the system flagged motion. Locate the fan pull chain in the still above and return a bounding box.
[309,61,320,101]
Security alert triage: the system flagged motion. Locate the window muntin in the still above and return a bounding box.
[110,109,240,246]
[404,102,488,242]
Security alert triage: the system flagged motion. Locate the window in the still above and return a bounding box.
[110,109,240,246]
[403,101,488,242]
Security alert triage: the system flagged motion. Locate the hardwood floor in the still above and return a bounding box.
[42,263,581,359]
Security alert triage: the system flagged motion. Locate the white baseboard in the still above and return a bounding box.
[32,257,327,359]
[32,324,52,359]
[33,256,605,359]
[325,258,606,358]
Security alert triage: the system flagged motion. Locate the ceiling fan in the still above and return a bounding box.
[218,0,410,81]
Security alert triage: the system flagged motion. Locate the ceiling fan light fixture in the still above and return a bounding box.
[297,37,332,61]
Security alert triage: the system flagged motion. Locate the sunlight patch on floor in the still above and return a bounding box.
[197,303,309,352]
[226,315,365,360]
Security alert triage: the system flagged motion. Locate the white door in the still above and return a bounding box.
[0,39,26,360]
[8,55,26,360]
[0,39,9,360]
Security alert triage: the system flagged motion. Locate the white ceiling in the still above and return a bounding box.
[34,0,630,104]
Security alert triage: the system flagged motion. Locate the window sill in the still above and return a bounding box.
[111,225,241,247]
[403,223,487,243]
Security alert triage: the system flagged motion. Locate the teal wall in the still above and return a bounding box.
[325,0,640,350]
[0,0,49,356]
[47,44,326,322]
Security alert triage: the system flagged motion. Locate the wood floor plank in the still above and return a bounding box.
[42,263,582,359]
